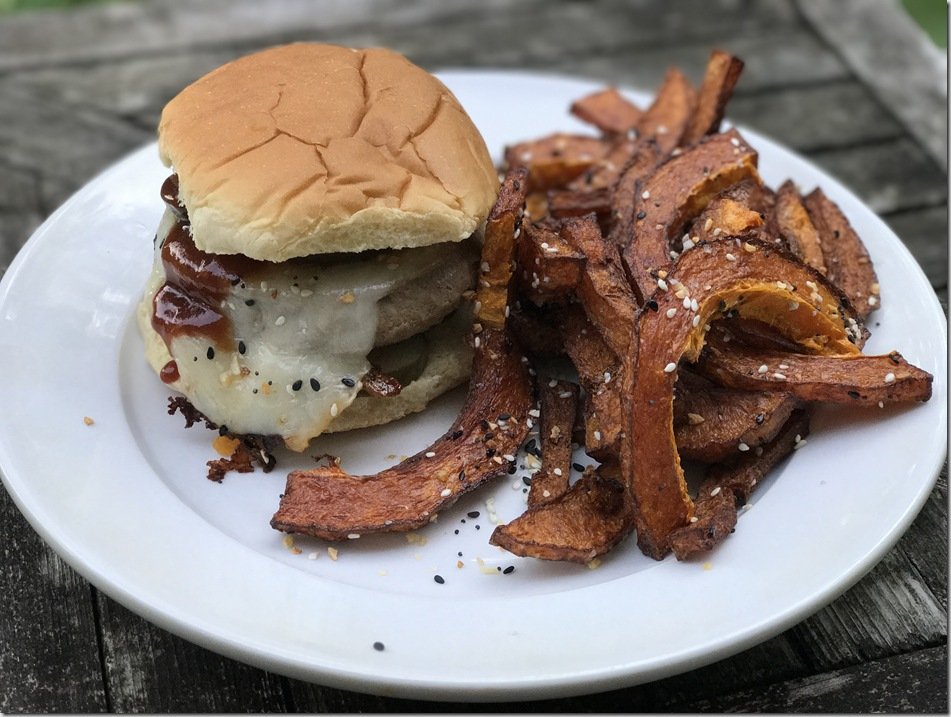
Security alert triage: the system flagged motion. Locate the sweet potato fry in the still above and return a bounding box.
[490,466,635,563]
[688,196,764,245]
[527,379,578,506]
[559,306,623,461]
[621,238,864,560]
[570,87,643,135]
[621,129,760,302]
[561,214,638,358]
[698,327,933,406]
[682,50,745,146]
[504,133,609,191]
[547,186,612,222]
[478,167,529,329]
[668,409,811,560]
[516,219,585,305]
[803,187,880,318]
[636,68,697,154]
[773,180,826,273]
[674,378,801,463]
[270,329,534,539]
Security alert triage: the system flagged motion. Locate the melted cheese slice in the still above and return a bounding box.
[140,209,474,451]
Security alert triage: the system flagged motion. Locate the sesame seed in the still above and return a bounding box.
[641,190,650,199]
[710,486,722,496]
[692,315,701,327]
[730,137,740,147]
[502,566,515,575]
[425,451,436,458]
[689,516,699,523]
[884,372,896,384]
[725,253,736,261]
[342,376,356,388]
[682,238,695,251]
[238,340,246,355]
[275,315,286,326]
[868,296,878,307]
[683,296,692,310]
[690,299,699,312]
[773,372,787,380]
[433,575,445,584]
[373,641,385,651]
[593,430,602,441]
[704,218,713,232]
[779,363,790,370]
[330,403,338,417]
[793,438,807,450]
[712,228,722,237]
[657,278,668,291]
[310,378,321,391]
[758,364,769,374]
[206,346,215,360]
[347,533,360,539]
[291,379,303,391]
[553,468,563,476]
[664,362,677,373]
[738,442,750,452]
[440,488,451,497]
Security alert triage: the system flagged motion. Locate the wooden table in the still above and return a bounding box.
[0,0,946,711]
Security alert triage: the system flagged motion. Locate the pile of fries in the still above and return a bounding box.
[271,51,932,562]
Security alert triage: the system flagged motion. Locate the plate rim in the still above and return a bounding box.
[0,68,946,702]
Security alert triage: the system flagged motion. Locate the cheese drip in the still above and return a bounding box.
[141,208,474,451]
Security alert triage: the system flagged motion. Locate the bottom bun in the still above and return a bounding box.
[323,307,473,433]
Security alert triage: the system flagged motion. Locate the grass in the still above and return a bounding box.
[901,0,947,48]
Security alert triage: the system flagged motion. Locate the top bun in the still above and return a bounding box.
[158,44,499,260]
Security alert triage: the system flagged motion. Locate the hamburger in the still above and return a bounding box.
[137,44,499,452]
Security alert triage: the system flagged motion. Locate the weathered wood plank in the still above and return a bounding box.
[675,644,948,713]
[0,0,801,72]
[0,80,150,209]
[797,0,948,170]
[94,592,290,712]
[0,491,106,713]
[788,547,945,670]
[728,81,903,152]
[805,138,947,215]
[893,469,948,610]
[882,205,949,291]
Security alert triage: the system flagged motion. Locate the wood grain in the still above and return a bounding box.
[0,0,945,712]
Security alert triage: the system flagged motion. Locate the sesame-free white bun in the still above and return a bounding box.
[158,43,499,260]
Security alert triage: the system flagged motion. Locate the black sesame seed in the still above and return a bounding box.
[848,390,861,399]
[218,425,229,436]
[636,210,646,220]
[572,462,586,472]
[754,413,765,425]
[206,346,215,360]
[458,470,466,482]
[252,389,258,394]
[244,299,255,306]
[507,465,517,474]
[467,511,480,518]
[292,380,303,391]
[475,524,481,530]
[486,447,496,457]
[342,376,356,388]
[480,419,490,430]
[238,340,246,355]
[457,551,463,557]
[502,565,515,575]
[310,378,321,391]
[498,413,511,421]
[373,641,385,651]
[454,529,459,534]
[646,299,659,311]
[522,475,533,486]
[450,429,464,440]
[433,575,445,584]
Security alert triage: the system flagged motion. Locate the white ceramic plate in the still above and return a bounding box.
[0,71,946,702]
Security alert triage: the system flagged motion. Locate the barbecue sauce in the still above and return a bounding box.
[151,174,262,350]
